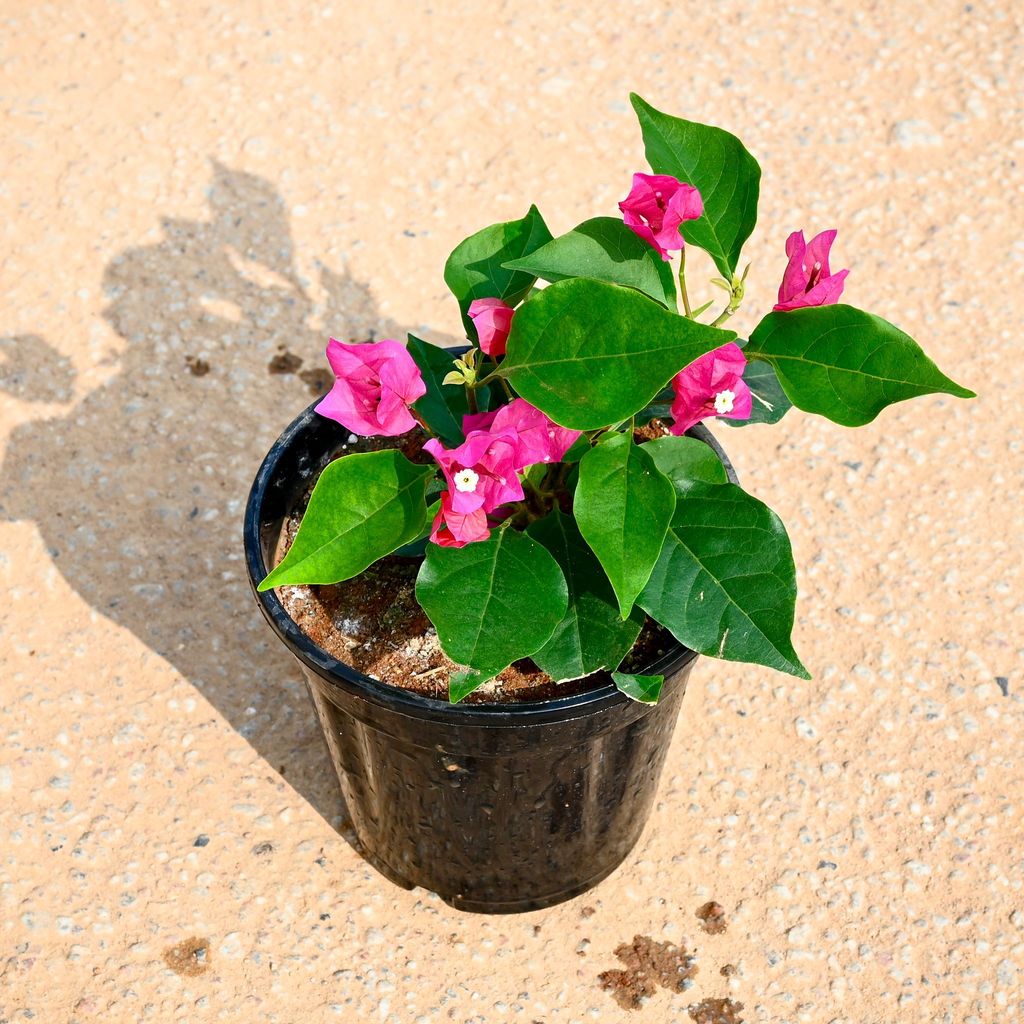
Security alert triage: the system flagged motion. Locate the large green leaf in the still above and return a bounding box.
[259,451,434,590]
[527,510,644,682]
[574,433,676,618]
[497,278,735,430]
[630,93,761,279]
[746,305,975,427]
[503,216,677,309]
[443,205,553,335]
[638,481,808,678]
[415,528,568,676]
[643,435,727,493]
[406,335,468,445]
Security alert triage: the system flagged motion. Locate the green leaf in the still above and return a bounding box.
[406,335,470,445]
[612,672,665,704]
[393,498,441,557]
[498,278,736,430]
[503,216,677,309]
[630,93,761,279]
[746,305,975,427]
[643,435,727,493]
[415,529,568,676]
[527,510,644,682]
[259,451,435,590]
[561,434,591,463]
[449,668,493,704]
[638,481,809,679]
[725,357,793,426]
[444,205,553,335]
[574,433,676,618]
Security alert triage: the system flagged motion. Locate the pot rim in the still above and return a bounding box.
[243,396,737,725]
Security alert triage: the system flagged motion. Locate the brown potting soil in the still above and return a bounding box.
[272,426,682,703]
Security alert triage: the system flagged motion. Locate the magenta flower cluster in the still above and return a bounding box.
[312,170,849,549]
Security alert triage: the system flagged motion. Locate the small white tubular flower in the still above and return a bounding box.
[713,389,736,414]
[453,468,480,493]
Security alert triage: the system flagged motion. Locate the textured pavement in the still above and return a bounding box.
[1,2,1021,1021]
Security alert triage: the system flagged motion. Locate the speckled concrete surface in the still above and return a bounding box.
[1,2,1021,1021]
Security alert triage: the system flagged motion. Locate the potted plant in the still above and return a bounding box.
[244,93,972,912]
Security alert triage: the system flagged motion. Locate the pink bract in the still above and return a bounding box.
[315,339,426,437]
[423,431,524,516]
[669,342,753,435]
[618,172,703,261]
[429,493,491,548]
[774,229,850,311]
[489,399,581,470]
[468,297,515,356]
[461,410,499,434]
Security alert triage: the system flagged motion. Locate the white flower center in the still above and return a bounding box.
[454,468,479,493]
[714,389,736,414]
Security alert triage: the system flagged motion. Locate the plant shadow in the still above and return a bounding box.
[0,161,456,829]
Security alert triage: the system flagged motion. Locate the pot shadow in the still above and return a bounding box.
[0,161,455,829]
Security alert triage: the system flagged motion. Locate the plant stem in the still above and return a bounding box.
[465,384,478,415]
[410,409,436,437]
[677,249,693,318]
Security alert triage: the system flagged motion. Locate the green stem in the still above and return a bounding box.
[677,249,693,318]
[465,384,478,415]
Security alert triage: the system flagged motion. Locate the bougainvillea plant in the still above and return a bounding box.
[259,94,973,704]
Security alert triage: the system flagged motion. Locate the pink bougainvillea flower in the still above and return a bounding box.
[468,297,515,356]
[315,338,426,437]
[773,229,849,311]
[488,399,581,470]
[461,410,498,435]
[423,431,524,517]
[618,172,703,261]
[429,492,491,548]
[669,342,752,435]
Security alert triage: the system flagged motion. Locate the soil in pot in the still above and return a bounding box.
[270,424,680,704]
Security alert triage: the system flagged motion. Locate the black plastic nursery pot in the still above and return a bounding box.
[243,400,736,913]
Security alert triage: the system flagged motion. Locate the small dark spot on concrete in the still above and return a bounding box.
[188,507,199,519]
[163,936,211,977]
[319,912,330,921]
[696,901,728,935]
[533,924,542,936]
[251,841,275,856]
[193,834,210,848]
[842,460,862,471]
[580,905,596,919]
[268,351,303,375]
[818,860,837,869]
[996,676,1010,697]
[185,355,210,376]
[314,855,327,868]
[299,367,333,396]
[598,935,698,1010]
[403,229,417,237]
[720,963,736,977]
[689,996,745,1023]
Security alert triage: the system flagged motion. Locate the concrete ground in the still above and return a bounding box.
[1,1,1020,1021]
